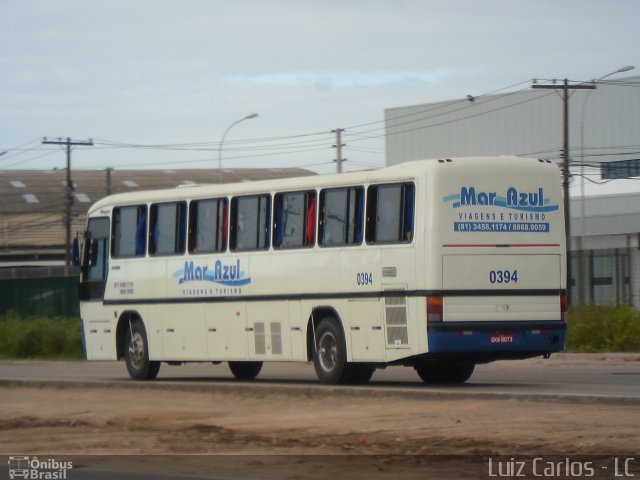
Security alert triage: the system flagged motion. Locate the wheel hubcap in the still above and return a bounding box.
[318,332,337,372]
[128,332,145,369]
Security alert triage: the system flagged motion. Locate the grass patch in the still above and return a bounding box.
[566,305,640,352]
[0,312,84,359]
[0,306,638,359]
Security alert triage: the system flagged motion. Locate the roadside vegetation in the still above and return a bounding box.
[566,305,640,352]
[0,306,638,359]
[0,311,83,359]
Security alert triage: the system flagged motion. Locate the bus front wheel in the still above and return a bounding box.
[415,361,475,384]
[228,361,263,380]
[124,320,160,380]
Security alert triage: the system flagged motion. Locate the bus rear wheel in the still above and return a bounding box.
[228,361,263,380]
[313,317,349,384]
[415,361,475,384]
[124,320,160,380]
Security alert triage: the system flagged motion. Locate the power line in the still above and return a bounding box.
[73,80,546,163]
[0,149,61,169]
[3,77,637,174]
[338,87,555,144]
[344,79,534,132]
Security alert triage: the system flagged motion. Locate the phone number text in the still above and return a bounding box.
[454,222,549,233]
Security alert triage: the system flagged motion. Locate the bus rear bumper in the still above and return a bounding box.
[427,320,566,354]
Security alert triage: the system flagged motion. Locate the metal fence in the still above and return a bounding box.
[0,267,79,317]
[571,249,634,307]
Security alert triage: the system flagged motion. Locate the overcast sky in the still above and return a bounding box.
[1,0,639,179]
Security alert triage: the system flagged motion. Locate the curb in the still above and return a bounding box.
[1,378,639,406]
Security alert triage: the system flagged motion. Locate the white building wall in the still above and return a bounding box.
[569,194,639,308]
[385,75,640,169]
[385,76,640,307]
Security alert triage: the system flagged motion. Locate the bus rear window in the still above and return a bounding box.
[366,182,414,244]
[319,186,364,247]
[112,205,147,258]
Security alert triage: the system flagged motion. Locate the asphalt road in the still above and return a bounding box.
[1,353,639,402]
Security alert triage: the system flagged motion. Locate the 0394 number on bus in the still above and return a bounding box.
[489,270,518,284]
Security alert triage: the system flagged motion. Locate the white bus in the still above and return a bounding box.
[78,157,567,384]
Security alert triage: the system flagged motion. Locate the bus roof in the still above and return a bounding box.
[86,156,542,215]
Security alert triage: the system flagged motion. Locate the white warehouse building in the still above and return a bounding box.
[384,75,640,308]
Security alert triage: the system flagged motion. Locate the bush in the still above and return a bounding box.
[566,305,640,352]
[1,307,638,358]
[0,313,84,359]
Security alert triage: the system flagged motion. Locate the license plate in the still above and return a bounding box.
[490,333,515,344]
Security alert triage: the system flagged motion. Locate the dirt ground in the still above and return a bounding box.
[1,383,639,479]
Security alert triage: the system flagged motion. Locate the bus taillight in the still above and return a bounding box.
[560,293,568,322]
[427,296,443,322]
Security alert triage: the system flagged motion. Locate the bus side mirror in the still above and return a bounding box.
[72,238,81,266]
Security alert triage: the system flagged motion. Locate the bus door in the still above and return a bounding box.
[80,217,110,301]
[79,216,114,360]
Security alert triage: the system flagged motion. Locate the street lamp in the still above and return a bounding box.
[578,65,635,228]
[217,113,259,182]
[577,65,635,304]
[579,66,635,192]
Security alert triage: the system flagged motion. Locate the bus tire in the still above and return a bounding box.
[124,320,160,380]
[415,361,475,384]
[313,317,348,384]
[228,361,263,380]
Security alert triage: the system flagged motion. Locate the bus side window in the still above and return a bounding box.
[403,184,414,242]
[82,217,110,282]
[188,198,228,254]
[366,182,415,244]
[112,205,147,258]
[230,194,271,252]
[149,202,187,256]
[319,186,364,247]
[273,190,316,249]
[306,195,316,246]
[135,208,147,255]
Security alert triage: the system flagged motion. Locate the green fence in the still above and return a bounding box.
[0,273,79,317]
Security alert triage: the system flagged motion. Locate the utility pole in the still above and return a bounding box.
[531,79,595,305]
[332,128,346,173]
[42,137,94,269]
[106,167,113,196]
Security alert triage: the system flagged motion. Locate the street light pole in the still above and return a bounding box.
[579,66,635,204]
[577,65,634,304]
[217,113,258,183]
[580,66,635,185]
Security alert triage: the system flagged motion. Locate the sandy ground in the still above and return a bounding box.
[1,384,639,479]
